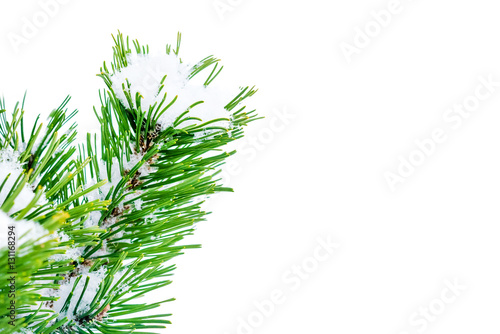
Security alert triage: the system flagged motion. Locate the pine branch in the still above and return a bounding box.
[0,31,259,333]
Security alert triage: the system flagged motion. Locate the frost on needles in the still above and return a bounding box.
[0,32,259,334]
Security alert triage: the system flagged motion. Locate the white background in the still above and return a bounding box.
[1,0,500,333]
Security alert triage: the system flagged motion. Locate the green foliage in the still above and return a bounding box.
[0,32,258,333]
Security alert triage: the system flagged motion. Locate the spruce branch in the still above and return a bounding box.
[0,31,259,333]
